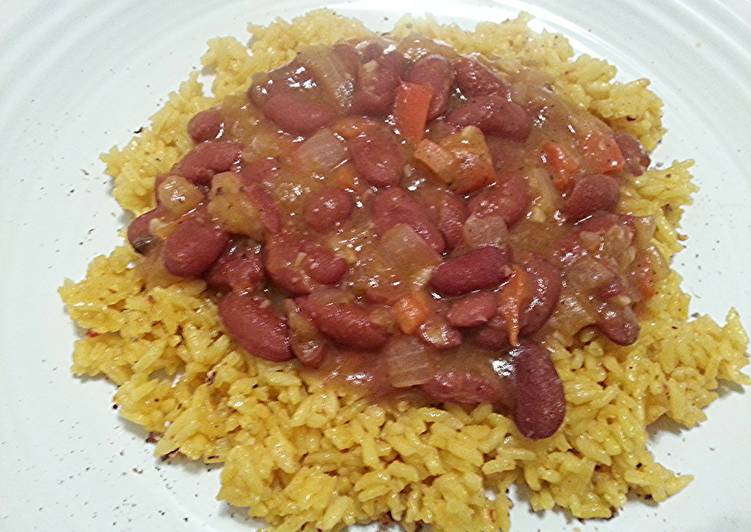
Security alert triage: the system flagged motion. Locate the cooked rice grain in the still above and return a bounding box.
[59,10,749,532]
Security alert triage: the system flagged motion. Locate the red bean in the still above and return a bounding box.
[303,244,348,285]
[264,235,347,295]
[127,207,164,254]
[372,188,445,253]
[298,297,389,350]
[447,94,531,141]
[304,188,354,232]
[206,243,265,292]
[418,185,467,250]
[454,57,509,98]
[236,157,280,185]
[418,318,462,350]
[348,128,405,187]
[421,368,510,405]
[247,61,312,108]
[469,315,510,349]
[188,108,223,143]
[615,132,651,176]
[263,92,335,136]
[430,246,513,296]
[218,292,293,362]
[595,302,640,346]
[520,255,562,335]
[562,174,620,222]
[447,291,498,328]
[352,53,404,116]
[468,174,530,227]
[511,342,566,439]
[163,218,229,278]
[332,44,361,78]
[245,184,282,234]
[264,235,315,295]
[405,55,455,120]
[174,140,243,185]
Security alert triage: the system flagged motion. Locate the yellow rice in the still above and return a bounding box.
[59,10,749,531]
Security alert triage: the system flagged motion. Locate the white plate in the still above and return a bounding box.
[1,1,750,531]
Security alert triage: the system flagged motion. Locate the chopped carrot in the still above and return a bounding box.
[497,265,533,346]
[541,142,579,191]
[394,291,433,334]
[579,130,625,174]
[439,126,496,193]
[394,82,434,145]
[414,139,457,183]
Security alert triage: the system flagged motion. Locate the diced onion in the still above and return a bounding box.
[528,167,562,216]
[295,129,348,173]
[385,336,434,388]
[380,224,441,283]
[298,46,355,112]
[462,214,509,248]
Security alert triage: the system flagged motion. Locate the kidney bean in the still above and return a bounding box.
[236,157,280,185]
[405,54,455,120]
[245,183,282,234]
[418,318,462,350]
[352,53,404,116]
[447,94,531,141]
[421,368,510,405]
[263,92,335,136]
[163,217,229,278]
[247,60,313,108]
[218,292,293,362]
[348,128,405,187]
[332,44,361,78]
[304,188,354,232]
[264,235,347,295]
[511,342,566,439]
[297,297,389,350]
[562,174,620,222]
[519,255,562,335]
[447,291,498,328]
[372,188,446,253]
[468,174,530,227]
[174,140,243,185]
[595,302,640,346]
[127,207,164,254]
[430,245,513,296]
[303,244,348,285]
[263,234,314,295]
[187,108,223,143]
[614,132,651,176]
[206,243,265,292]
[454,57,509,98]
[418,185,468,250]
[469,315,510,349]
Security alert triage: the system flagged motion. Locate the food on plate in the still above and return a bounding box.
[59,10,749,532]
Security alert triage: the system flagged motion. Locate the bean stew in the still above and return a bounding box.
[127,35,661,439]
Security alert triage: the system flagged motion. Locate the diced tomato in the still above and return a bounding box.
[540,142,579,191]
[394,82,434,145]
[497,265,532,346]
[579,130,625,174]
[394,291,433,334]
